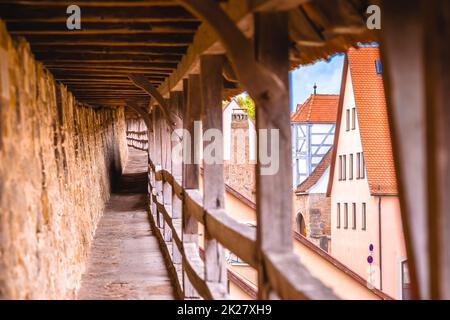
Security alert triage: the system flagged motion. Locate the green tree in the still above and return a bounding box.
[236,95,255,120]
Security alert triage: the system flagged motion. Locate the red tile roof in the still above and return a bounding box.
[349,47,398,195]
[296,148,333,193]
[328,46,398,195]
[291,94,339,123]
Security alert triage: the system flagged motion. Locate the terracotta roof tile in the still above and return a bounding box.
[296,148,333,193]
[347,47,398,194]
[291,94,339,123]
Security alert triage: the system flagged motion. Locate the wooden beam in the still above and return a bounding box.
[380,0,427,300]
[251,0,308,11]
[31,45,188,55]
[177,0,288,136]
[254,11,292,299]
[200,54,227,289]
[21,33,194,46]
[289,7,325,47]
[380,0,450,299]
[423,0,450,300]
[0,4,196,22]
[45,61,178,69]
[128,73,180,129]
[36,52,182,62]
[0,1,182,7]
[6,21,200,34]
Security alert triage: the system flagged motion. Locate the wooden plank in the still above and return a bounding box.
[21,33,194,46]
[7,21,199,34]
[31,45,188,55]
[205,209,257,268]
[0,4,196,22]
[45,61,178,69]
[254,11,292,299]
[36,52,182,62]
[263,251,338,299]
[1,1,182,7]
[200,54,227,287]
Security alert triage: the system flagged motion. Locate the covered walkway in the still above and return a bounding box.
[0,0,448,300]
[77,148,175,300]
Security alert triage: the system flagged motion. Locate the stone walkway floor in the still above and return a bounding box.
[77,148,175,300]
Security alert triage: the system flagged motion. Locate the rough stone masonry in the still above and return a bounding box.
[0,22,128,299]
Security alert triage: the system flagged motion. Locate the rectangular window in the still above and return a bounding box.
[356,153,361,179]
[338,156,342,180]
[346,109,350,131]
[362,203,366,230]
[344,203,348,229]
[361,152,366,179]
[343,155,347,180]
[375,60,382,74]
[352,107,356,130]
[349,154,353,180]
[337,203,341,228]
[352,203,356,229]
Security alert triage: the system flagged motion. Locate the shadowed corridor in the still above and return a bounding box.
[77,148,175,300]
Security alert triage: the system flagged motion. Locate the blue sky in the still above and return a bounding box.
[289,53,345,111]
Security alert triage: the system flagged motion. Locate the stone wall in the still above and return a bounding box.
[224,113,256,203]
[293,192,331,251]
[0,22,128,299]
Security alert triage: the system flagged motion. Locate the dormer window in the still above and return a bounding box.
[375,60,382,74]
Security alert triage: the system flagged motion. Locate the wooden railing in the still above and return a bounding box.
[124,2,338,300]
[125,94,338,300]
[126,118,148,152]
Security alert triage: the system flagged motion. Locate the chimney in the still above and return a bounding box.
[230,110,249,164]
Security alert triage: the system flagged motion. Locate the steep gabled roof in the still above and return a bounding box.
[328,46,398,196]
[296,148,333,193]
[291,94,339,123]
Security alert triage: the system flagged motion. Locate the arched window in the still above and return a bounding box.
[296,213,306,236]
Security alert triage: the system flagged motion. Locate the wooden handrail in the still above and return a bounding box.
[127,124,339,299]
[146,155,338,299]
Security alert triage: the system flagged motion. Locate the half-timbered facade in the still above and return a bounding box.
[291,94,338,187]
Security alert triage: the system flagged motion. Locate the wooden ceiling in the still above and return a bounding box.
[0,0,207,107]
[0,0,378,109]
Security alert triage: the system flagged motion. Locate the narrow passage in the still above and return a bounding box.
[78,148,175,300]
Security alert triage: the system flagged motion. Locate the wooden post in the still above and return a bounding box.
[182,74,201,299]
[380,0,450,299]
[161,99,173,243]
[171,91,184,266]
[200,54,227,288]
[153,108,164,229]
[147,109,156,214]
[254,11,292,299]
